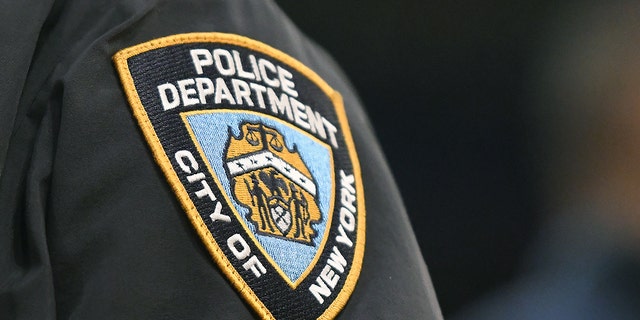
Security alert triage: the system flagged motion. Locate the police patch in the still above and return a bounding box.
[113,33,365,320]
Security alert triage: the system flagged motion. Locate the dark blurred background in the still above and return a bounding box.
[275,1,557,317]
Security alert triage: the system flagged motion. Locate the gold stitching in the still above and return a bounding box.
[112,32,366,320]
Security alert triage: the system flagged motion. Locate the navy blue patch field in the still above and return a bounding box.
[113,33,365,320]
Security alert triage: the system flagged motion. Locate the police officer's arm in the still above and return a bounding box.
[0,1,442,319]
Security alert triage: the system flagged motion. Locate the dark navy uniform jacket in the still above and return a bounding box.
[0,1,442,319]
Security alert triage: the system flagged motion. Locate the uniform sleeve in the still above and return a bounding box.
[0,1,58,319]
[1,1,442,319]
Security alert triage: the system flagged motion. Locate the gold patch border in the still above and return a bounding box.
[112,32,366,320]
[180,109,335,289]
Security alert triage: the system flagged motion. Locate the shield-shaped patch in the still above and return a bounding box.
[113,33,365,320]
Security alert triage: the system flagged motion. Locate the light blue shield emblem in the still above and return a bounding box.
[182,110,334,286]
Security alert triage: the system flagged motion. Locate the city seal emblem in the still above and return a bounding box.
[225,121,322,244]
[113,33,365,320]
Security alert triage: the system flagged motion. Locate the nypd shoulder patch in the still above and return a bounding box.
[113,33,365,320]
